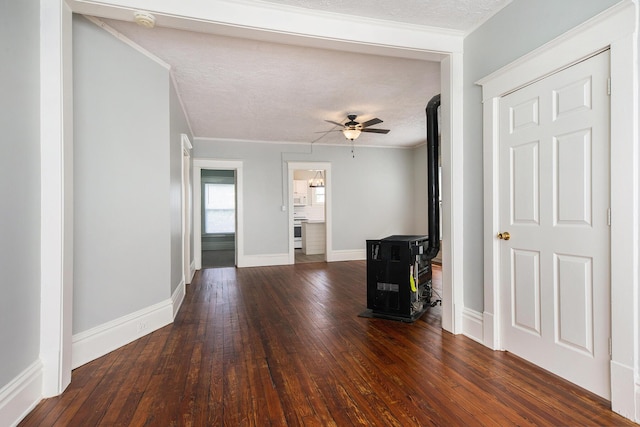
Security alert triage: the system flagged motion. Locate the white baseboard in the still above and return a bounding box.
[461,307,484,344]
[72,297,174,369]
[0,360,42,427]
[238,253,289,267]
[327,249,366,262]
[636,381,640,423]
[610,360,637,422]
[189,260,196,283]
[172,280,186,319]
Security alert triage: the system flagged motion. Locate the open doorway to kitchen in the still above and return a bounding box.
[288,162,331,265]
[200,169,236,268]
[293,168,326,264]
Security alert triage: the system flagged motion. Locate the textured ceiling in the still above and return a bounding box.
[259,0,510,30]
[98,0,510,147]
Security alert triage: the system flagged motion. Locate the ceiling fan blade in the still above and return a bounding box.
[324,120,345,127]
[361,128,390,134]
[314,129,341,133]
[360,118,383,128]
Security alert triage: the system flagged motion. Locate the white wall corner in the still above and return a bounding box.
[482,311,499,350]
[40,0,73,398]
[610,360,637,421]
[172,279,186,319]
[238,253,290,268]
[0,361,42,427]
[71,299,174,369]
[440,52,464,335]
[173,78,195,137]
[327,249,366,262]
[461,307,483,344]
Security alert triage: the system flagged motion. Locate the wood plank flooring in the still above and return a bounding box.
[294,249,325,264]
[20,262,634,426]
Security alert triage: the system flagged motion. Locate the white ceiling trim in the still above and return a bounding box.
[194,136,421,150]
[83,15,170,69]
[68,0,463,60]
[82,15,196,137]
[170,72,195,138]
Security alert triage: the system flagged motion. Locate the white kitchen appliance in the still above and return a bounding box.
[293,207,307,249]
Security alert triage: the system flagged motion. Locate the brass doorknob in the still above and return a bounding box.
[497,232,511,241]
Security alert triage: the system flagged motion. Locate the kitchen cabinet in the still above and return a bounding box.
[301,221,325,255]
[293,180,308,205]
[294,180,308,195]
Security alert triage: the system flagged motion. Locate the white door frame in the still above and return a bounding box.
[478,1,637,419]
[64,0,464,338]
[287,162,332,264]
[193,159,244,270]
[181,134,193,284]
[43,0,467,404]
[40,0,74,397]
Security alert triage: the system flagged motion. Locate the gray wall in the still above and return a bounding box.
[0,0,42,387]
[194,140,425,254]
[169,81,191,292]
[462,0,621,312]
[73,15,173,333]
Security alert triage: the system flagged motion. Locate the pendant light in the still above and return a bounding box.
[308,170,325,188]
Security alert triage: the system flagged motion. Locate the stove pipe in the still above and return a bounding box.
[425,94,441,259]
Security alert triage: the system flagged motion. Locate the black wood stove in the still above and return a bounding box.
[364,94,442,322]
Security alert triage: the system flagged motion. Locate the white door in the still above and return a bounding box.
[499,51,611,398]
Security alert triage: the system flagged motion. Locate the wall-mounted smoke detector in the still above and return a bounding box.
[133,11,156,28]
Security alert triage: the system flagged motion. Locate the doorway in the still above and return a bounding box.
[292,168,326,264]
[287,162,331,265]
[193,159,244,270]
[497,51,611,398]
[478,3,637,415]
[200,169,236,268]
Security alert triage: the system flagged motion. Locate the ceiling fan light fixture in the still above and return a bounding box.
[343,128,361,141]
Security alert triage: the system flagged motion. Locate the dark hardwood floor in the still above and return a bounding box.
[294,249,325,264]
[21,262,634,426]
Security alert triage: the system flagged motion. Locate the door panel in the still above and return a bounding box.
[553,77,592,119]
[554,129,592,225]
[555,254,593,354]
[511,141,540,225]
[511,249,541,335]
[499,50,611,398]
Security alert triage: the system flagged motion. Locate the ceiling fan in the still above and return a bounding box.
[325,114,390,141]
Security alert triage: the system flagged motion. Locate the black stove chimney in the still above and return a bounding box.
[425,94,441,259]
